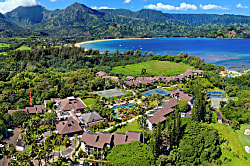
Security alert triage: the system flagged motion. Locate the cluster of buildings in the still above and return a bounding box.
[44,97,104,135]
[147,89,194,131]
[96,69,203,88]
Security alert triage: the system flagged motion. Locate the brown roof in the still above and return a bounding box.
[125,131,141,143]
[179,93,193,101]
[163,97,179,108]
[113,133,127,146]
[56,117,82,135]
[26,107,37,114]
[58,97,87,112]
[8,110,17,115]
[96,71,107,77]
[126,76,135,80]
[147,107,174,125]
[34,105,44,113]
[81,132,113,149]
[170,89,182,95]
[147,114,166,125]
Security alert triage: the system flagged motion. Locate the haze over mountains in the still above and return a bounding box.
[1,2,250,37]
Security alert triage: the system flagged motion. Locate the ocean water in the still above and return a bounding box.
[81,38,250,70]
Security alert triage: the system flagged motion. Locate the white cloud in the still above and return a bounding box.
[0,0,37,14]
[200,4,228,10]
[92,6,114,10]
[236,3,248,9]
[144,2,197,11]
[124,0,131,4]
[50,0,57,2]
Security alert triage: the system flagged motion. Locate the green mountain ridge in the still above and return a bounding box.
[1,2,250,38]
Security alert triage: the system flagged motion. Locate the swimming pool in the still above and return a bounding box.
[111,104,135,110]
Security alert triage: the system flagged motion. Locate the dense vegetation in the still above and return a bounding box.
[106,141,154,165]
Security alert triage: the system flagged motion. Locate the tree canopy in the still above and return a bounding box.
[107,141,154,165]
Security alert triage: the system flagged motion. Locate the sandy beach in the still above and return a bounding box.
[74,38,151,47]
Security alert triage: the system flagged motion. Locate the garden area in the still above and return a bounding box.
[111,60,194,76]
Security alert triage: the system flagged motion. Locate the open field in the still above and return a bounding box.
[209,123,249,166]
[0,43,9,47]
[82,98,97,107]
[111,60,194,76]
[116,121,142,133]
[16,45,31,51]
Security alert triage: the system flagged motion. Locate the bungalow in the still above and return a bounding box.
[81,132,112,158]
[57,97,87,112]
[79,112,104,127]
[55,117,82,135]
[26,105,45,115]
[147,108,174,130]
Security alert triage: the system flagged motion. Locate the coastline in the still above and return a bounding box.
[74,37,246,48]
[74,38,151,48]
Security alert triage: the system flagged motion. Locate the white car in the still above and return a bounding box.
[0,144,4,148]
[11,156,17,160]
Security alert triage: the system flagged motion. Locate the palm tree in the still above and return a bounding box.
[57,135,63,158]
[73,134,78,149]
[137,114,147,143]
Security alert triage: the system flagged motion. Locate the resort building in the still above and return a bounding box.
[55,117,82,135]
[79,111,104,127]
[81,131,141,158]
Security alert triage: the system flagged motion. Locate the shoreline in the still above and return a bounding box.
[74,38,151,47]
[74,37,247,48]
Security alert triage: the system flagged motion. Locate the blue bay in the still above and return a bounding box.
[81,38,250,70]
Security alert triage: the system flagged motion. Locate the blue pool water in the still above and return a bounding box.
[111,104,135,110]
[81,38,250,70]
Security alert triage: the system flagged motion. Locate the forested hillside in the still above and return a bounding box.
[0,2,250,38]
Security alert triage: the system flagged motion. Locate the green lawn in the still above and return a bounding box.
[54,145,66,151]
[111,60,194,76]
[0,43,9,47]
[209,123,249,166]
[0,52,8,55]
[16,45,31,51]
[116,121,142,133]
[82,98,97,107]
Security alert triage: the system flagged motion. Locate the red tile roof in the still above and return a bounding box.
[96,71,108,77]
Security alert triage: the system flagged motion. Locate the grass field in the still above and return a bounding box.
[116,121,142,133]
[0,43,9,47]
[209,123,249,166]
[236,124,250,153]
[111,60,194,76]
[16,45,31,51]
[82,98,97,107]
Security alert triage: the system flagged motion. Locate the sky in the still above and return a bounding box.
[0,0,250,16]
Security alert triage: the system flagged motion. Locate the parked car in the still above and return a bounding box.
[38,135,44,141]
[0,144,4,148]
[11,156,16,161]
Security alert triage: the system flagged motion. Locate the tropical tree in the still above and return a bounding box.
[137,114,147,143]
